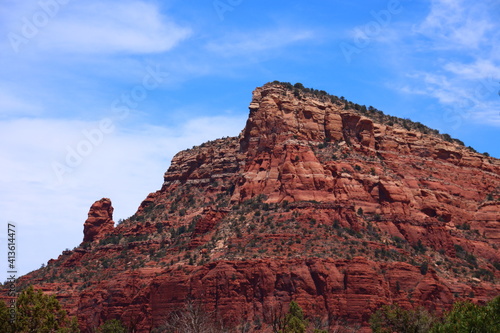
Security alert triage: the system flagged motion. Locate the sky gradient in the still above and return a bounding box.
[1,0,499,280]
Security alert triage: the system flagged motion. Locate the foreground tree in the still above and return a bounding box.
[0,285,79,332]
[0,299,13,332]
[370,296,500,333]
[272,301,309,333]
[283,301,307,333]
[430,296,500,333]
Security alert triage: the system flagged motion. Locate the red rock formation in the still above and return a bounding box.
[82,198,114,243]
[8,83,500,332]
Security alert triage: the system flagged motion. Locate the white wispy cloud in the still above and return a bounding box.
[415,0,495,50]
[36,1,191,54]
[0,88,43,118]
[399,70,500,127]
[405,72,457,104]
[206,28,314,57]
[0,1,192,121]
[469,102,500,127]
[443,59,500,80]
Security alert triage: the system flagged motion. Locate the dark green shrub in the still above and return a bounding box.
[420,262,429,275]
[98,319,126,333]
[370,304,435,333]
[430,296,500,333]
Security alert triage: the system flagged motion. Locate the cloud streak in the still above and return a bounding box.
[206,28,314,57]
[415,0,495,50]
[48,2,190,54]
[0,88,43,118]
[6,0,191,55]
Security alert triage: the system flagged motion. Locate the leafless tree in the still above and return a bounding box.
[270,302,286,333]
[328,315,361,333]
[154,299,228,333]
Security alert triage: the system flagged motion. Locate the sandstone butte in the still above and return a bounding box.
[5,82,500,332]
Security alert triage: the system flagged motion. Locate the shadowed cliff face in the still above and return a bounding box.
[12,83,500,332]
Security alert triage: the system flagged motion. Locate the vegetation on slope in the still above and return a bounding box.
[370,295,500,333]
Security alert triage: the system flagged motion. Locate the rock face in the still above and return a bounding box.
[473,202,500,243]
[149,257,461,329]
[10,83,500,332]
[82,198,114,243]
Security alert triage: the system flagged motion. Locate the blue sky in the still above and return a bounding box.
[0,0,499,280]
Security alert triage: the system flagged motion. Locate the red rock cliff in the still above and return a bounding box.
[11,83,500,332]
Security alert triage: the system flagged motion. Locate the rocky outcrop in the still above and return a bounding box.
[473,201,500,244]
[82,198,114,243]
[9,83,500,332]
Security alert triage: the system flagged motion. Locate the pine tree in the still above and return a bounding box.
[0,285,79,332]
[283,301,307,333]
